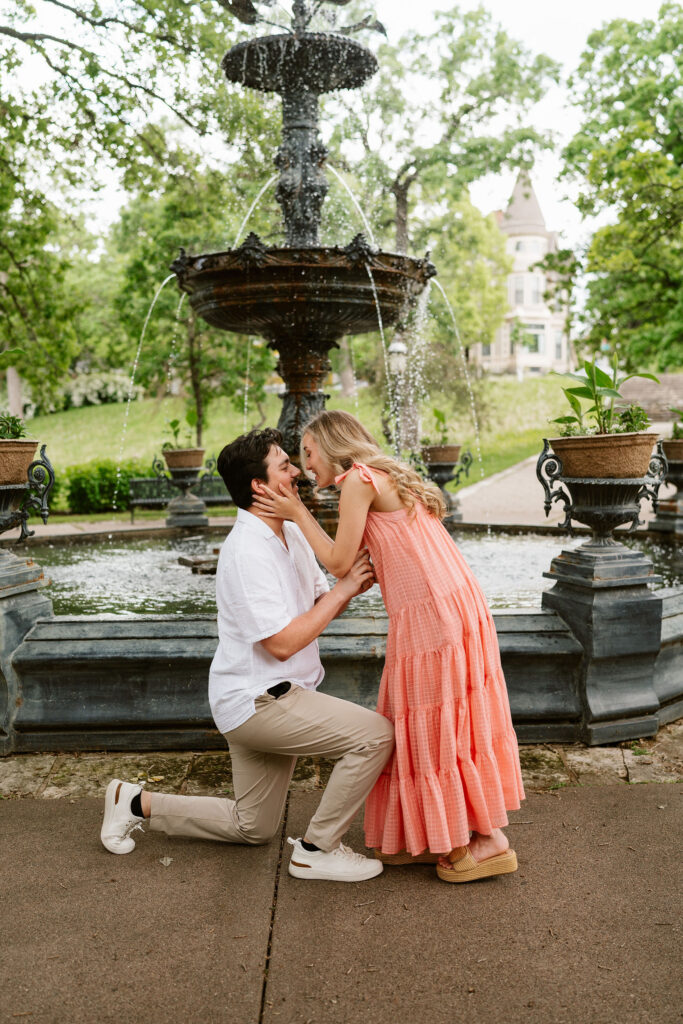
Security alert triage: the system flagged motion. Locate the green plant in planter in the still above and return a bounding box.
[550,356,658,437]
[670,407,683,440]
[0,413,29,439]
[421,407,450,447]
[161,409,199,450]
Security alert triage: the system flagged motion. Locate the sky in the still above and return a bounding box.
[373,0,658,247]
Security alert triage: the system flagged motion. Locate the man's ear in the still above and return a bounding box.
[251,477,266,496]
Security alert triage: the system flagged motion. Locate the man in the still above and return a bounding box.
[101,428,394,882]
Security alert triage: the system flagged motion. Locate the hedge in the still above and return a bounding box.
[64,458,154,513]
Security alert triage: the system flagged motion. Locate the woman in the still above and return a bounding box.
[253,410,524,882]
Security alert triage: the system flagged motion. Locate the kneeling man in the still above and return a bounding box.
[101,428,394,882]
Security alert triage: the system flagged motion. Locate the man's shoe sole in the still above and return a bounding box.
[288,860,383,882]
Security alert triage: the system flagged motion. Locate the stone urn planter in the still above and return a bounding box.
[162,447,205,473]
[537,434,665,541]
[421,443,462,465]
[157,450,209,528]
[421,444,473,523]
[1,439,39,487]
[546,432,659,480]
[536,435,669,744]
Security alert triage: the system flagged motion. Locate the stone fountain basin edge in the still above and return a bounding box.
[2,596,682,755]
[172,246,435,342]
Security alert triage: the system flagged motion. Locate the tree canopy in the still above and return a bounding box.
[326,6,559,252]
[562,1,683,370]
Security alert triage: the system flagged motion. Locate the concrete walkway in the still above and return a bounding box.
[1,726,681,1024]
[456,455,677,529]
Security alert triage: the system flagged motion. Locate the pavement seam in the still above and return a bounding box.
[258,792,289,1024]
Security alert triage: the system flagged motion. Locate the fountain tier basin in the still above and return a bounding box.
[172,243,436,344]
[222,33,378,94]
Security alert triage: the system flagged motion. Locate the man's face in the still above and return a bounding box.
[255,444,300,500]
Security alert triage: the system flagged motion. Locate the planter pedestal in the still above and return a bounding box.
[537,438,668,743]
[541,543,662,743]
[0,447,55,755]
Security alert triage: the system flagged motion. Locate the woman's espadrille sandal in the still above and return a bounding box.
[436,845,518,883]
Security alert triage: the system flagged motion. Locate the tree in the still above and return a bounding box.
[561,2,683,370]
[111,148,272,444]
[0,89,82,395]
[0,0,269,181]
[326,5,559,253]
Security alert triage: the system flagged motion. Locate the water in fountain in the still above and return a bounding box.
[326,165,376,247]
[365,263,398,452]
[430,278,485,481]
[112,273,175,510]
[232,173,279,248]
[243,336,253,433]
[166,293,187,393]
[397,286,432,459]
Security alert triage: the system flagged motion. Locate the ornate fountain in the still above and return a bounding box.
[171,0,435,457]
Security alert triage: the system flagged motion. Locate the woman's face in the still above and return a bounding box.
[302,432,335,488]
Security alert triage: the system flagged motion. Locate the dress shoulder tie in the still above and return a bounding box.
[334,462,381,494]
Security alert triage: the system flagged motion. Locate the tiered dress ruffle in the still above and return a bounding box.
[336,463,525,856]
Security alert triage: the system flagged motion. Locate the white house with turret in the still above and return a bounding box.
[471,173,572,376]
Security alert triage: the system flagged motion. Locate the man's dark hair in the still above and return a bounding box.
[217,428,283,510]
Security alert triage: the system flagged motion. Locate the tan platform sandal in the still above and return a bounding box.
[373,848,441,865]
[436,845,518,883]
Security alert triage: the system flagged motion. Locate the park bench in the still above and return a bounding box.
[129,471,233,521]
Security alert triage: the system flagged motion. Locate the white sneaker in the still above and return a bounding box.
[287,838,383,882]
[101,779,145,854]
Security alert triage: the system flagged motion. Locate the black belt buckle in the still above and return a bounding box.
[266,681,291,700]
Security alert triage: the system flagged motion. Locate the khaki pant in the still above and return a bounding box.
[149,686,394,852]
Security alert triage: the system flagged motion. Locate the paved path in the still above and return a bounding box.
[457,456,677,529]
[1,727,681,1024]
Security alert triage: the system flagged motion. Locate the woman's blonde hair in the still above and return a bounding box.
[302,410,446,519]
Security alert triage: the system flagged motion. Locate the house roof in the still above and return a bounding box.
[501,172,548,235]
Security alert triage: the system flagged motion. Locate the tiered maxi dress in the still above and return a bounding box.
[335,463,525,856]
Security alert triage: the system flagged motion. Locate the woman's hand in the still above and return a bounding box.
[252,483,305,522]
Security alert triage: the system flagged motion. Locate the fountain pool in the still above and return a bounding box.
[32,530,683,617]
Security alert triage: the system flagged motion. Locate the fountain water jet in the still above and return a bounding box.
[171,1,435,459]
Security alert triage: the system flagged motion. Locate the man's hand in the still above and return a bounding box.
[334,549,375,600]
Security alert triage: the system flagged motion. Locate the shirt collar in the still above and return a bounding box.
[236,506,283,542]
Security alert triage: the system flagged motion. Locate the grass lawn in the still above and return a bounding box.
[29,374,569,508]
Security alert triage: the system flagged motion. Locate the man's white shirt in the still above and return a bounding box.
[209,507,330,734]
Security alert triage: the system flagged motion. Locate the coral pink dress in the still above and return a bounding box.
[335,463,525,856]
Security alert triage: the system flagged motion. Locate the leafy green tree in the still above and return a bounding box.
[0,0,265,181]
[111,148,272,444]
[0,89,82,394]
[561,2,683,370]
[326,5,559,253]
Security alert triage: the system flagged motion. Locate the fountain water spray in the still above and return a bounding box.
[112,273,175,510]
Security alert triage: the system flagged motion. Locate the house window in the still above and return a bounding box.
[482,343,491,357]
[531,274,544,305]
[515,240,524,251]
[513,276,525,304]
[554,331,564,360]
[523,323,545,354]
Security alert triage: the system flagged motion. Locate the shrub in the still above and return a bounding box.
[65,458,153,513]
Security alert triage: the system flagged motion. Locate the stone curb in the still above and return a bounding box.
[1,722,680,801]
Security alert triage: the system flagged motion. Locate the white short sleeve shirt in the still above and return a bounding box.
[208,508,330,734]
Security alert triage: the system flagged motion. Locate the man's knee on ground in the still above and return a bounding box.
[238,821,281,846]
